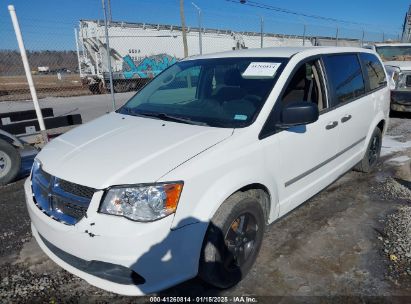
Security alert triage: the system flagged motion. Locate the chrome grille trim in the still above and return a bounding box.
[31,167,96,225]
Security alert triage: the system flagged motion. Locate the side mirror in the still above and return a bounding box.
[277,102,319,128]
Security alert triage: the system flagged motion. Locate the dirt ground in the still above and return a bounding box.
[0,114,410,303]
[0,74,90,101]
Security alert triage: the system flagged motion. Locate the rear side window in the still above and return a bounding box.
[359,53,386,91]
[323,54,365,105]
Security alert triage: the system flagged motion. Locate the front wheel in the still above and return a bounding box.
[354,127,382,173]
[199,192,265,289]
[0,139,21,185]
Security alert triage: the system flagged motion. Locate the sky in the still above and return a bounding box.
[0,0,410,51]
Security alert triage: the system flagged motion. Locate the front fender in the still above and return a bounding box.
[167,160,280,230]
[157,126,280,230]
[0,129,24,148]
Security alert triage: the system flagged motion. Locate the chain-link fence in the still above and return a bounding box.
[0,1,402,128]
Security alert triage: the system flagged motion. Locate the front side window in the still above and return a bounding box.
[323,54,365,105]
[118,57,288,128]
[281,59,327,111]
[259,59,326,138]
[360,53,386,91]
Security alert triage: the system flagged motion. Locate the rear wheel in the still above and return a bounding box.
[0,139,21,185]
[113,80,130,93]
[199,192,265,288]
[354,127,382,173]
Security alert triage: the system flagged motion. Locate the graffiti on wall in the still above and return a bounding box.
[122,54,177,79]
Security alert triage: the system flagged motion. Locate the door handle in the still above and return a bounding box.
[325,121,338,130]
[341,114,352,123]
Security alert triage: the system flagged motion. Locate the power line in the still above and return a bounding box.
[225,0,388,28]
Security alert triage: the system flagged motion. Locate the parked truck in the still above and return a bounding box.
[369,43,411,112]
[37,66,50,74]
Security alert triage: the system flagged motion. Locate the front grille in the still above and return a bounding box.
[58,179,95,199]
[31,167,96,225]
[51,196,88,219]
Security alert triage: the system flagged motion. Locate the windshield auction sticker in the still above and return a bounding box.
[242,62,281,79]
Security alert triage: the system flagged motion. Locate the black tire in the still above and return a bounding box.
[354,127,382,173]
[0,139,21,186]
[88,83,99,94]
[199,191,265,289]
[113,80,132,93]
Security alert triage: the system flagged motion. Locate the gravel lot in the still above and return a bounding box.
[0,111,410,303]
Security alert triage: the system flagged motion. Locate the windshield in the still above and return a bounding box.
[118,57,288,128]
[375,45,411,61]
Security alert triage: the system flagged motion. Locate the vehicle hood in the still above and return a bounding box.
[37,112,233,189]
[384,61,411,71]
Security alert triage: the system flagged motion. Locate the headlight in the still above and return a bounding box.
[391,68,407,89]
[99,182,183,221]
[396,72,407,89]
[386,66,405,89]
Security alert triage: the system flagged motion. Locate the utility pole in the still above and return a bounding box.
[302,24,306,46]
[102,0,115,110]
[192,2,202,55]
[361,30,365,47]
[107,0,112,24]
[335,27,339,46]
[260,16,264,48]
[180,0,189,57]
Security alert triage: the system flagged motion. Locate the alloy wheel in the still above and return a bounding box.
[224,212,258,270]
[368,134,380,166]
[0,151,11,179]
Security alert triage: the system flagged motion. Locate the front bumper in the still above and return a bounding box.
[391,90,411,112]
[25,178,204,295]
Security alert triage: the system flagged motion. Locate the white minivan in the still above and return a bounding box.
[25,47,390,295]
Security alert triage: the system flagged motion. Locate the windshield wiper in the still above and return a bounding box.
[138,112,209,126]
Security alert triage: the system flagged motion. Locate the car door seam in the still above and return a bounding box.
[284,136,366,187]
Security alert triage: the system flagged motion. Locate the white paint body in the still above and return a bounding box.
[25,47,390,295]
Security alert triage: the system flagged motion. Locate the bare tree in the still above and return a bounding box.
[180,0,188,57]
